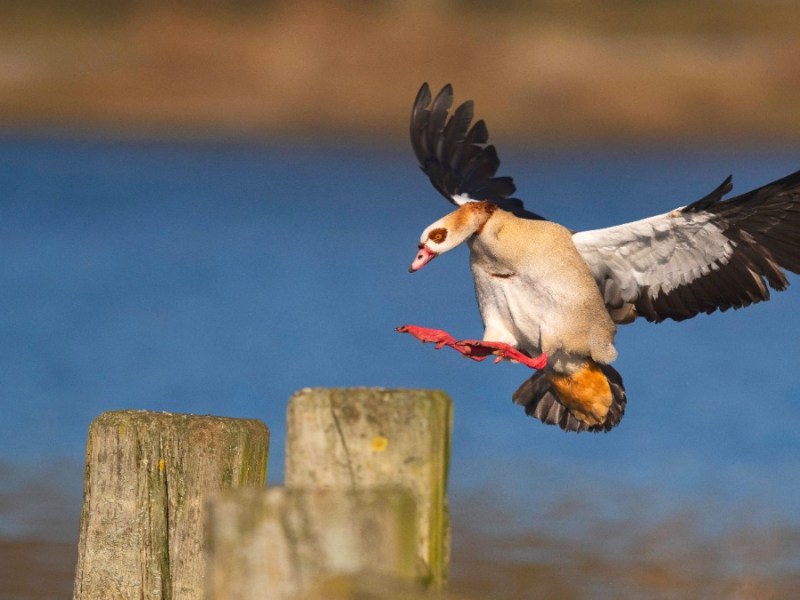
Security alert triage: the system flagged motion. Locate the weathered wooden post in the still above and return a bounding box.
[72,410,269,600]
[206,487,420,600]
[285,388,452,586]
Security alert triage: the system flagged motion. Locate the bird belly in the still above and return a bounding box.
[473,268,553,353]
[472,264,616,369]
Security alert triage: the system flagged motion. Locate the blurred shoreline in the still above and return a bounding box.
[4,466,800,599]
[2,1,800,144]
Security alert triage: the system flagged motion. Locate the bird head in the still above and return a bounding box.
[409,201,496,272]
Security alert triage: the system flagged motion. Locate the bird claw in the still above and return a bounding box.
[396,325,547,370]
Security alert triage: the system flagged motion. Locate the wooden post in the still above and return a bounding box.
[285,388,452,586]
[205,487,420,600]
[72,410,269,600]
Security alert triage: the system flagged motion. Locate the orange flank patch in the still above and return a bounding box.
[548,362,613,426]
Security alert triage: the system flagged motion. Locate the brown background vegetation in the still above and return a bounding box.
[2,0,800,144]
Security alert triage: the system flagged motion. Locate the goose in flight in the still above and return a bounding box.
[397,82,800,433]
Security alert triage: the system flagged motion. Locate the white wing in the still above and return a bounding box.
[573,172,800,323]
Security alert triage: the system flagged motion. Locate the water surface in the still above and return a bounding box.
[2,137,800,597]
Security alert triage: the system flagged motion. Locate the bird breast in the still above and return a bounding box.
[468,213,617,366]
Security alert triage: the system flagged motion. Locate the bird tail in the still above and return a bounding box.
[512,361,626,432]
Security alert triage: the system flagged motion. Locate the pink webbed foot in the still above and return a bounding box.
[396,325,488,361]
[395,325,458,349]
[396,325,547,370]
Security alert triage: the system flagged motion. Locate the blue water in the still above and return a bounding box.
[2,136,800,543]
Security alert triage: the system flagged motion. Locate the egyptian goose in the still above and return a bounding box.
[398,83,800,433]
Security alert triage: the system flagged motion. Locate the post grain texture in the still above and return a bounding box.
[285,388,452,586]
[73,410,269,600]
[206,487,419,600]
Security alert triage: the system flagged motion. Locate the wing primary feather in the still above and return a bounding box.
[426,84,453,154]
[683,175,733,213]
[465,119,489,145]
[410,83,432,165]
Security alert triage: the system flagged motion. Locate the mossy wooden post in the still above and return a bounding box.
[285,388,452,586]
[73,410,269,600]
[206,487,420,600]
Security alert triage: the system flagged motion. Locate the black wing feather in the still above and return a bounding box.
[410,82,544,220]
[638,169,800,322]
[576,168,800,324]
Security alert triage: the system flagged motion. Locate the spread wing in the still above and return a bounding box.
[573,170,800,323]
[410,82,543,220]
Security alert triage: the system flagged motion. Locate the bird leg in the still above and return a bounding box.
[396,325,547,369]
[456,339,548,369]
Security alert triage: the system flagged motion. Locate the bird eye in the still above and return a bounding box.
[428,228,447,244]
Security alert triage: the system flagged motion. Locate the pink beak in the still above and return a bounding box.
[409,245,438,272]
